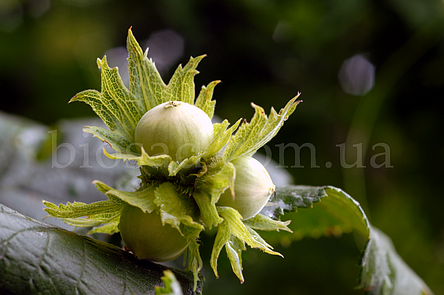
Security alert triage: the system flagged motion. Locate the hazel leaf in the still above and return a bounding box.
[223,95,301,162]
[0,204,201,295]
[268,185,433,295]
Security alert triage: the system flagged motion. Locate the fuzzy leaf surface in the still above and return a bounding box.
[267,185,432,295]
[0,204,201,295]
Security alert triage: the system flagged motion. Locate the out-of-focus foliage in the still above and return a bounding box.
[1,0,443,294]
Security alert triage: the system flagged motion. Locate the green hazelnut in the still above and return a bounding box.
[119,204,189,262]
[134,101,213,162]
[217,156,275,220]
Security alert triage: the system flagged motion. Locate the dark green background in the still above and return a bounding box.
[1,0,443,294]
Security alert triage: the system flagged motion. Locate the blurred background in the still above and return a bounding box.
[1,0,444,294]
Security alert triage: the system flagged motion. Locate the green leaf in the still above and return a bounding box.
[211,206,283,282]
[72,29,215,155]
[42,195,125,233]
[155,270,184,295]
[169,119,242,177]
[193,161,235,229]
[194,80,220,119]
[216,207,281,257]
[62,212,120,233]
[0,204,201,295]
[223,95,301,162]
[195,161,236,205]
[270,185,432,295]
[202,119,242,160]
[127,28,209,109]
[154,182,203,235]
[224,235,245,283]
[243,214,292,233]
[184,239,203,291]
[192,191,223,229]
[127,28,166,112]
[83,125,136,154]
[70,56,140,144]
[94,180,157,213]
[104,147,172,168]
[209,217,231,278]
[359,226,433,295]
[166,55,205,105]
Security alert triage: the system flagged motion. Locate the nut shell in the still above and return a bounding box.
[217,156,275,220]
[135,101,213,162]
[119,204,189,262]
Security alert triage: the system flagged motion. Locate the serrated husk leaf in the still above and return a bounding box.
[42,199,124,219]
[87,217,121,235]
[195,161,235,205]
[243,213,292,232]
[42,198,124,234]
[127,28,166,113]
[71,57,140,142]
[83,125,136,154]
[217,207,281,256]
[166,55,206,105]
[192,191,223,229]
[194,80,220,119]
[93,180,157,213]
[72,29,218,156]
[223,95,301,162]
[60,212,119,229]
[103,147,172,168]
[210,218,231,278]
[185,239,203,291]
[154,182,203,235]
[225,235,246,283]
[210,206,283,282]
[202,119,242,160]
